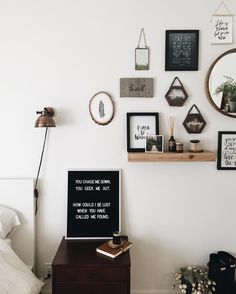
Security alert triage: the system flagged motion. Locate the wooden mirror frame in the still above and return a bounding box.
[205,48,236,118]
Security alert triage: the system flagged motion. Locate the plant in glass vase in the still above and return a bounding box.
[215,76,236,112]
[172,266,216,294]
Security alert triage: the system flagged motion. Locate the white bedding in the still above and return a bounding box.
[0,239,43,294]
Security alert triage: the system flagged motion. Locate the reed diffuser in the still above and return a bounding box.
[168,116,176,152]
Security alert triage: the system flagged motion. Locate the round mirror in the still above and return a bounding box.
[205,48,236,118]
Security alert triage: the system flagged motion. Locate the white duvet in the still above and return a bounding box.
[0,239,43,294]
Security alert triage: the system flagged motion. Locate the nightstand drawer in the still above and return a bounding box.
[54,267,128,282]
[54,282,128,294]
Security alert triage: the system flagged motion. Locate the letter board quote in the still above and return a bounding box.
[66,170,121,239]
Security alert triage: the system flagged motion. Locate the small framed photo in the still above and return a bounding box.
[127,112,159,152]
[145,135,164,153]
[217,131,236,170]
[165,30,199,71]
[135,48,149,70]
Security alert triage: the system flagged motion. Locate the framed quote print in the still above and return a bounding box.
[211,15,233,44]
[165,30,199,71]
[217,131,236,170]
[127,112,159,152]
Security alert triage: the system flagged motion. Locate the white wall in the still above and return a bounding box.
[0,0,236,293]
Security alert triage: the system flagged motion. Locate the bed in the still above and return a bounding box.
[0,178,43,294]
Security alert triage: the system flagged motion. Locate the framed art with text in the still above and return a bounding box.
[217,131,236,170]
[127,112,159,152]
[165,30,199,71]
[66,169,121,239]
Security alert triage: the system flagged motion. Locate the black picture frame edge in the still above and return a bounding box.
[217,131,236,170]
[165,29,199,71]
[127,112,159,152]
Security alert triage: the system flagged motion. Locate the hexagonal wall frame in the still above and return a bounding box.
[165,77,188,106]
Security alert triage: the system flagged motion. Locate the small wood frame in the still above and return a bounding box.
[183,104,206,134]
[120,78,153,98]
[89,91,115,125]
[165,77,188,106]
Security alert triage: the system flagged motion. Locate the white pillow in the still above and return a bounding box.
[0,205,21,239]
[0,238,44,294]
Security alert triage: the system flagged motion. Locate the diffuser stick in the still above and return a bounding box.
[168,116,176,152]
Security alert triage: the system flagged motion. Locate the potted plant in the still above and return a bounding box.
[172,266,216,294]
[215,76,236,112]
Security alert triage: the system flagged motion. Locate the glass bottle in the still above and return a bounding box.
[169,136,176,152]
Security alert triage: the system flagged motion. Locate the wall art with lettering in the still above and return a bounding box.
[66,170,121,239]
[127,112,159,152]
[120,78,153,97]
[183,104,206,134]
[211,15,233,44]
[217,131,236,170]
[165,30,199,71]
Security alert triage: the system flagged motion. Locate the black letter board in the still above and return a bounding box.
[66,170,121,239]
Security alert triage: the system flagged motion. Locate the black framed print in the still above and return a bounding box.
[165,30,199,71]
[127,112,159,152]
[66,169,121,239]
[217,132,236,170]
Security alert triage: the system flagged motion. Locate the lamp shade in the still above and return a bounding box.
[35,107,56,128]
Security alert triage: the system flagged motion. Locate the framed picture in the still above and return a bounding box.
[127,112,159,152]
[183,104,206,134]
[89,91,114,125]
[135,28,150,70]
[165,77,188,106]
[66,169,121,239]
[135,48,149,70]
[217,131,236,170]
[165,30,199,71]
[211,15,233,44]
[145,135,164,153]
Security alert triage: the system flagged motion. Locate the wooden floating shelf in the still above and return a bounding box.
[128,151,216,162]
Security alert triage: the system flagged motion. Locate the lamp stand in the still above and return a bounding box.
[34,127,49,215]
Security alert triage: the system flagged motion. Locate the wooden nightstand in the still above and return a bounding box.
[52,237,131,294]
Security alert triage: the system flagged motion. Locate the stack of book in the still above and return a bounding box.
[96,240,133,258]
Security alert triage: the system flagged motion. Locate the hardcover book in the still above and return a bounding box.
[96,240,133,258]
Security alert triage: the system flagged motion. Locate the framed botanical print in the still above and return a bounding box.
[89,91,115,125]
[165,30,199,71]
[127,112,159,152]
[217,131,236,170]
